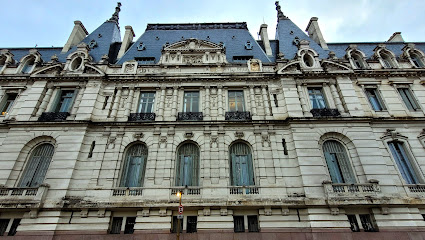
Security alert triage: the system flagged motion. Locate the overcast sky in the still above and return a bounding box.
[1,0,424,48]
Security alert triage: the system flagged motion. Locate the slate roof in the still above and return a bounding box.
[117,23,272,64]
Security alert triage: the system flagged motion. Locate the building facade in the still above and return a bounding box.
[1,2,425,239]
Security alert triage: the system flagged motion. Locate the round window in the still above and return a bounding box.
[70,57,83,71]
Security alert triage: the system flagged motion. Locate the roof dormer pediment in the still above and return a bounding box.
[163,38,224,53]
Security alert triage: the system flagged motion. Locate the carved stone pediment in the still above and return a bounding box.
[159,38,227,65]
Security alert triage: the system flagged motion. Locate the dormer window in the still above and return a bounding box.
[21,57,35,73]
[352,53,367,69]
[303,53,314,67]
[411,52,424,68]
[381,53,394,68]
[0,55,6,69]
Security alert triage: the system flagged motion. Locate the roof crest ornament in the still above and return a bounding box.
[275,1,288,20]
[107,2,122,25]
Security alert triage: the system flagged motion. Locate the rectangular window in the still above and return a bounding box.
[365,88,386,111]
[53,89,76,113]
[388,141,420,184]
[247,215,259,232]
[1,93,17,115]
[8,219,21,236]
[233,216,245,233]
[109,217,123,234]
[0,219,9,236]
[186,216,197,233]
[347,215,360,232]
[228,90,245,112]
[398,88,420,111]
[359,214,377,232]
[124,217,136,234]
[308,88,327,109]
[138,92,155,113]
[183,91,200,112]
[171,216,183,233]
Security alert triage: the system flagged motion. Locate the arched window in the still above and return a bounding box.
[381,52,395,68]
[120,144,148,187]
[388,141,421,184]
[352,53,366,69]
[411,52,424,68]
[229,142,254,186]
[21,57,35,73]
[323,140,356,183]
[19,143,54,187]
[175,143,199,186]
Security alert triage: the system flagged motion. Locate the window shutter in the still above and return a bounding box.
[231,153,238,186]
[388,142,416,184]
[324,152,343,183]
[50,89,62,112]
[397,143,419,184]
[19,156,41,187]
[183,156,193,186]
[19,144,54,188]
[247,154,255,185]
[193,151,199,186]
[336,152,356,183]
[137,156,145,187]
[178,155,185,186]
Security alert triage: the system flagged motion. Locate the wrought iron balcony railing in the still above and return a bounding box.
[225,111,252,121]
[38,112,70,122]
[310,108,340,117]
[177,112,203,121]
[128,113,156,122]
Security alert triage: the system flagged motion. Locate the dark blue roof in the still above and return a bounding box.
[117,23,271,64]
[8,48,63,63]
[276,18,329,59]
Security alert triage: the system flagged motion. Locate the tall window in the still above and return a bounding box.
[228,91,245,112]
[308,88,327,109]
[120,144,148,187]
[137,92,155,113]
[230,142,254,186]
[398,88,420,111]
[183,91,199,112]
[323,140,356,183]
[0,93,17,115]
[365,88,386,111]
[52,89,76,113]
[388,141,421,184]
[19,143,54,187]
[176,143,200,186]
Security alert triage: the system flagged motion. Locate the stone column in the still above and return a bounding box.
[171,87,178,118]
[205,86,210,118]
[296,82,309,116]
[158,86,166,121]
[329,81,346,115]
[249,86,257,116]
[70,86,85,118]
[110,87,122,119]
[262,85,271,116]
[217,86,223,118]
[124,87,135,117]
[244,87,251,112]
[131,88,140,113]
[36,85,54,116]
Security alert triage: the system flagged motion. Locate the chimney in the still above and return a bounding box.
[259,24,273,56]
[387,32,404,42]
[62,21,88,53]
[117,26,136,59]
[305,17,328,50]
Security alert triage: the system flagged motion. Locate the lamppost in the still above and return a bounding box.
[176,191,182,240]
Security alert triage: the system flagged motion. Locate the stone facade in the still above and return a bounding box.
[1,2,425,240]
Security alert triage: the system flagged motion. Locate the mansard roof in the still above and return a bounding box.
[117,22,271,64]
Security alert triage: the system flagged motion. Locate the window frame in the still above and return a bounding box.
[49,88,78,113]
[175,142,200,187]
[346,213,378,232]
[322,140,357,184]
[109,215,137,234]
[119,143,148,188]
[307,87,328,110]
[0,92,18,116]
[364,86,386,111]
[229,142,255,186]
[182,91,200,113]
[387,140,423,185]
[397,87,420,111]
[228,90,246,112]
[137,92,156,113]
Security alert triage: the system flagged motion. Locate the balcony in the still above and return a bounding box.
[38,112,70,122]
[128,113,156,122]
[310,108,340,117]
[322,181,380,199]
[229,186,259,195]
[170,187,201,195]
[225,111,252,121]
[112,188,143,196]
[0,184,49,209]
[177,112,203,121]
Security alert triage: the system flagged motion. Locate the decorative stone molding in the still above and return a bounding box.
[418,129,425,148]
[220,207,228,216]
[142,208,150,217]
[159,38,227,65]
[133,132,144,140]
[210,135,218,148]
[184,132,194,138]
[281,207,290,216]
[247,59,262,72]
[262,133,271,147]
[235,131,244,139]
[401,43,425,68]
[381,207,390,215]
[97,209,106,218]
[122,60,138,74]
[159,208,167,217]
[380,129,408,141]
[80,209,88,218]
[203,207,211,216]
[64,43,92,73]
[264,207,272,216]
[0,49,15,73]
[330,207,339,215]
[373,44,400,68]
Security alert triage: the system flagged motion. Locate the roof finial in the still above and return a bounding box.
[108,2,122,25]
[275,1,288,20]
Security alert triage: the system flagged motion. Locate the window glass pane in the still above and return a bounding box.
[124,217,136,234]
[398,88,419,110]
[323,140,356,183]
[183,92,199,112]
[0,219,9,236]
[411,54,424,67]
[365,88,384,111]
[172,216,183,233]
[7,219,21,236]
[109,217,123,234]
[233,216,244,233]
[19,144,54,187]
[388,141,419,184]
[308,88,327,109]
[176,143,199,186]
[247,215,259,232]
[347,215,360,232]
[21,60,34,73]
[359,214,377,232]
[228,91,245,112]
[121,144,148,187]
[230,143,254,186]
[1,93,17,115]
[138,92,155,113]
[186,216,197,233]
